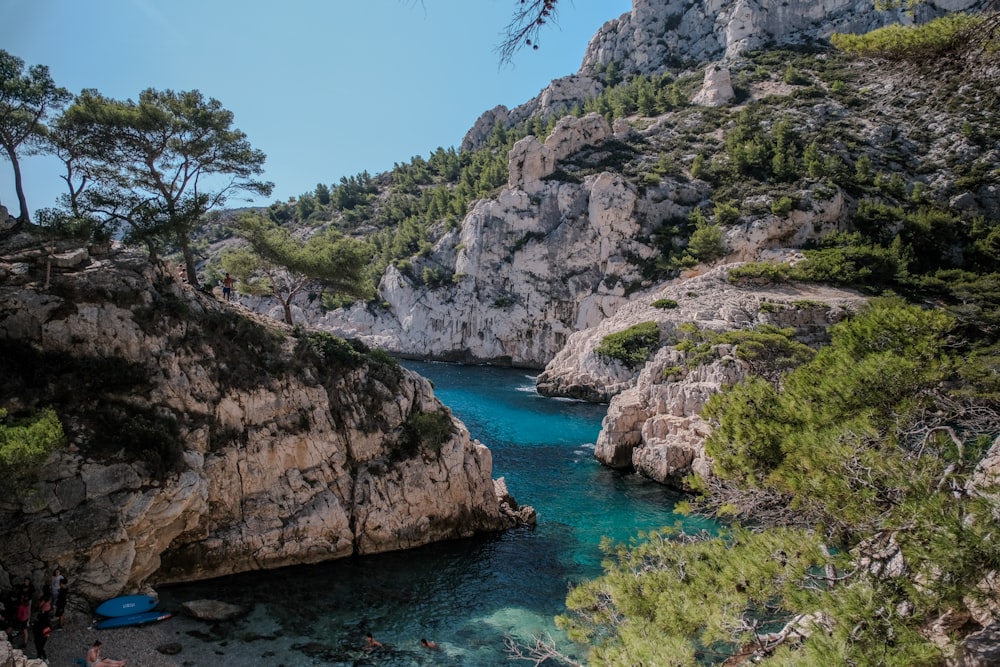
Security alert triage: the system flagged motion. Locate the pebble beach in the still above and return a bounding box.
[26,610,245,667]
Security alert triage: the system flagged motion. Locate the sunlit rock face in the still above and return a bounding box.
[0,236,525,601]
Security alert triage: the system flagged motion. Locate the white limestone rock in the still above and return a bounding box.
[691,64,735,107]
[0,240,525,601]
[580,0,987,76]
[540,265,867,486]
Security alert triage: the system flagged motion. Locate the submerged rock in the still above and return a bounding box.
[180,599,249,622]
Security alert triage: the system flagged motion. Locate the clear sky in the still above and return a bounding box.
[0,0,631,220]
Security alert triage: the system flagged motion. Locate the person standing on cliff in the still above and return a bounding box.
[222,273,235,301]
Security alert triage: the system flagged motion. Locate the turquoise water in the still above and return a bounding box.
[160,362,711,665]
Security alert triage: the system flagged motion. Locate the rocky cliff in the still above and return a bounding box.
[304,9,997,369]
[0,233,530,601]
[462,0,988,150]
[314,113,689,367]
[540,265,867,486]
[214,1,996,492]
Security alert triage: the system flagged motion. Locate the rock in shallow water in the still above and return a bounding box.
[180,599,249,622]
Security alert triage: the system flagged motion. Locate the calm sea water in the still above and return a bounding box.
[160,362,711,665]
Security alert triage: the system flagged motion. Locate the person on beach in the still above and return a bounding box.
[12,593,29,646]
[50,569,63,601]
[32,606,51,661]
[55,577,68,628]
[87,639,127,667]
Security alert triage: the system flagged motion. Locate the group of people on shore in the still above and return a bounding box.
[1,569,69,661]
[1,569,130,667]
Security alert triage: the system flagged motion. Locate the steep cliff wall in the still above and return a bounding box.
[313,113,703,367]
[0,234,526,601]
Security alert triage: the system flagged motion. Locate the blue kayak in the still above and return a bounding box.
[95,595,157,618]
[95,610,172,630]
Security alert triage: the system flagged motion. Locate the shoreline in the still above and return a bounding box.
[35,610,230,667]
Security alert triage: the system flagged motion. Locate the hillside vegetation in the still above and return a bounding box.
[3,7,1000,665]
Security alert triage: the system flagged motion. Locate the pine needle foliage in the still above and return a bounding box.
[595,321,661,367]
[0,407,64,489]
[831,13,990,61]
[564,299,1000,665]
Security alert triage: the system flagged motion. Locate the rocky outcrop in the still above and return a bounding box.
[461,0,989,153]
[508,113,614,192]
[0,204,13,234]
[0,234,531,602]
[0,638,45,667]
[538,265,867,486]
[691,63,735,107]
[180,599,248,622]
[461,76,607,152]
[312,112,691,367]
[580,0,987,76]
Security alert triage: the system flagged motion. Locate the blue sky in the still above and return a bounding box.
[1,0,631,219]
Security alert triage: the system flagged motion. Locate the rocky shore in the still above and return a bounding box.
[5,612,212,667]
[6,603,322,667]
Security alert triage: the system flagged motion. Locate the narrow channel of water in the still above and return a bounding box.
[159,362,712,665]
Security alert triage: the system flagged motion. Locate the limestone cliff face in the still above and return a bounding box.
[537,265,867,486]
[581,0,985,74]
[313,113,698,367]
[462,0,987,151]
[0,234,525,601]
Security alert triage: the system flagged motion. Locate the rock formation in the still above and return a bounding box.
[288,5,994,369]
[0,233,531,602]
[462,0,989,154]
[314,112,684,367]
[533,265,866,486]
[580,0,985,75]
[0,637,44,667]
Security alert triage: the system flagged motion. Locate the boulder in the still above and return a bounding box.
[691,64,734,107]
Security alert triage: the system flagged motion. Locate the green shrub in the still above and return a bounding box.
[790,234,902,285]
[771,196,794,216]
[727,262,792,285]
[782,65,810,85]
[0,407,64,489]
[690,153,706,180]
[713,202,741,226]
[301,331,369,369]
[595,321,661,367]
[831,13,986,61]
[652,298,679,309]
[688,220,727,262]
[397,409,456,459]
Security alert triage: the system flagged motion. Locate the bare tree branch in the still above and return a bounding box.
[497,0,560,65]
[504,633,583,666]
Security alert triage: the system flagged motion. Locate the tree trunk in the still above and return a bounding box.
[4,144,30,224]
[281,296,294,326]
[178,235,198,287]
